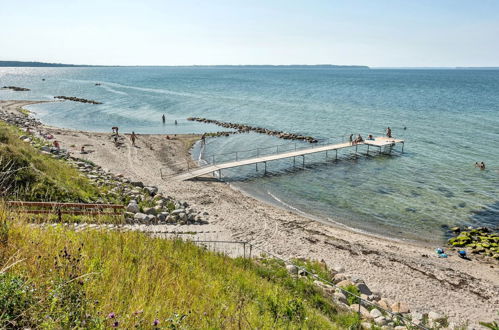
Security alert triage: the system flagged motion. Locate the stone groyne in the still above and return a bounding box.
[2,86,31,91]
[188,117,318,143]
[54,96,102,104]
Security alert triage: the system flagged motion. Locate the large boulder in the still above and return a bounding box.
[333,291,348,305]
[333,273,347,283]
[370,308,383,319]
[145,214,157,224]
[377,298,392,311]
[126,201,139,213]
[134,213,148,222]
[158,212,168,222]
[143,207,157,215]
[337,280,354,288]
[286,264,298,275]
[349,304,372,319]
[391,302,410,314]
[171,209,185,215]
[144,186,158,196]
[356,283,373,296]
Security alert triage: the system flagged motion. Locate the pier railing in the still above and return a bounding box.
[178,237,428,330]
[160,133,359,178]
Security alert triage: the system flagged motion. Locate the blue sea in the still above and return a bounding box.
[1,66,498,243]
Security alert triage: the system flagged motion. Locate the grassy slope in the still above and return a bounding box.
[0,121,107,202]
[0,214,359,329]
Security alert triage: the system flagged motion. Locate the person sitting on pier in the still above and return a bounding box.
[367,134,374,140]
[352,134,364,145]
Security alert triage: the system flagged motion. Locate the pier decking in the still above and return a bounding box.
[169,136,404,181]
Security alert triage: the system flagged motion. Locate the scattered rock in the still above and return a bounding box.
[349,304,372,319]
[337,280,354,288]
[356,283,373,296]
[126,201,139,213]
[391,301,410,314]
[333,273,347,283]
[377,298,391,311]
[133,213,147,222]
[286,264,298,275]
[333,291,348,305]
[370,308,383,318]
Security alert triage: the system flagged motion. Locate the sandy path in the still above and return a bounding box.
[2,100,498,326]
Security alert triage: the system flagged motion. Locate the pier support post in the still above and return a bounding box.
[256,163,258,172]
[335,149,338,160]
[302,155,305,168]
[326,151,328,161]
[293,157,296,167]
[264,161,267,174]
[401,142,404,153]
[367,145,369,155]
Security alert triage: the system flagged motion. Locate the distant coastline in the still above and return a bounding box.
[0,61,95,67]
[0,61,369,69]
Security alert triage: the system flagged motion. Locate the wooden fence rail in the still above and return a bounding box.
[6,201,125,221]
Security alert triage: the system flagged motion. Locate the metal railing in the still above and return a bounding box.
[160,133,360,179]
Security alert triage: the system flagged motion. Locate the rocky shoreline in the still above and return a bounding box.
[0,106,209,227]
[188,117,319,143]
[54,95,102,104]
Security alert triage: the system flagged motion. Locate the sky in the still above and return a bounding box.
[1,0,498,67]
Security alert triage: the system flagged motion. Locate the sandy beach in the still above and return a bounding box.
[2,100,498,326]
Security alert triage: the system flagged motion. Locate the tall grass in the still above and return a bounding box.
[0,122,106,202]
[0,209,360,328]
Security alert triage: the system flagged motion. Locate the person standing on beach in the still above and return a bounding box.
[386,127,392,138]
[201,133,206,145]
[162,114,165,123]
[130,131,137,146]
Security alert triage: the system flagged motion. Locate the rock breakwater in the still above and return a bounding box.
[188,117,318,143]
[2,86,31,91]
[54,96,102,104]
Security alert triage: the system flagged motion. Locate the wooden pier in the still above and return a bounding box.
[169,136,404,181]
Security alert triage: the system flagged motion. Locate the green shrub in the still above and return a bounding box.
[343,284,361,305]
[0,273,36,328]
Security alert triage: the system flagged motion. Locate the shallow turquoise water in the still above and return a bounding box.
[1,66,498,243]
